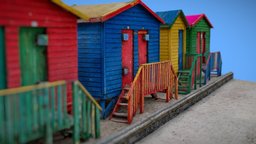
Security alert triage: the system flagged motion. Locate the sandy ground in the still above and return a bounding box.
[137,79,256,144]
[52,77,219,144]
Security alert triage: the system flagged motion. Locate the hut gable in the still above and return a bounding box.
[156,10,188,28]
[186,14,213,28]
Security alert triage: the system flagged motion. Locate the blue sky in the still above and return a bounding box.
[64,0,256,82]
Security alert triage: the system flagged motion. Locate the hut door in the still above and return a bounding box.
[122,30,133,87]
[178,30,183,70]
[0,27,6,89]
[202,32,206,63]
[20,28,47,86]
[138,30,148,66]
[196,32,201,76]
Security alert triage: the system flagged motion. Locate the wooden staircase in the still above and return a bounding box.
[178,70,191,94]
[110,61,178,124]
[110,85,130,123]
[178,54,200,94]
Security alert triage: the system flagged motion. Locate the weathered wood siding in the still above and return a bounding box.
[170,16,187,72]
[186,18,211,56]
[160,28,169,61]
[160,15,187,73]
[0,0,78,107]
[78,23,103,99]
[104,5,160,99]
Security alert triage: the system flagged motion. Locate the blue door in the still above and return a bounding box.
[178,30,183,70]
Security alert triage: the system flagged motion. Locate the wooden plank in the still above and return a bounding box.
[0,81,66,96]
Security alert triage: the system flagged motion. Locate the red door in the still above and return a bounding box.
[138,30,148,66]
[196,32,201,76]
[202,32,206,63]
[122,30,133,87]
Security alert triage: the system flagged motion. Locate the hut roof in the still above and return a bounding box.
[72,0,164,23]
[51,0,89,20]
[156,10,188,28]
[186,14,213,28]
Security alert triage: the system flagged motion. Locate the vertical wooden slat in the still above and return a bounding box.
[72,82,80,144]
[0,97,4,143]
[7,96,14,143]
[95,107,100,138]
[82,92,87,135]
[91,104,95,138]
[44,87,52,144]
[50,87,55,129]
[19,93,27,143]
[57,86,63,129]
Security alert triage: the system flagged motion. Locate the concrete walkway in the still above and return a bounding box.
[137,80,256,144]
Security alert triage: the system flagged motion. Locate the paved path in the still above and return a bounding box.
[137,80,256,144]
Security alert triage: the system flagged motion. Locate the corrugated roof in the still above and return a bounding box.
[51,0,89,20]
[156,10,179,25]
[156,10,188,28]
[186,14,213,28]
[72,0,164,23]
[73,2,129,19]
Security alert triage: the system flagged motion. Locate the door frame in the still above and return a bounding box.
[178,30,184,70]
[0,27,6,89]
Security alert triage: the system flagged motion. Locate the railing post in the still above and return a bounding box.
[44,88,52,144]
[72,81,80,144]
[95,107,101,138]
[140,68,144,114]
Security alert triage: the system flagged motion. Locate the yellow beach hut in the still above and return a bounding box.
[156,10,189,73]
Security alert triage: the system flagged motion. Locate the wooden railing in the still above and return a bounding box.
[72,81,101,141]
[210,52,222,76]
[185,54,201,89]
[203,54,212,84]
[0,80,101,144]
[127,61,178,123]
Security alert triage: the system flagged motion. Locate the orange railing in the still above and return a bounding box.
[126,61,178,123]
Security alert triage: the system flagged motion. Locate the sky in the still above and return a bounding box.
[63,0,256,82]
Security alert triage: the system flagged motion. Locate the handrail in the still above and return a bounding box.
[125,60,178,123]
[0,80,66,96]
[75,81,102,111]
[204,54,212,84]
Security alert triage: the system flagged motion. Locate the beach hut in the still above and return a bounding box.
[0,0,89,110]
[156,10,189,73]
[72,0,164,117]
[177,14,213,94]
[186,14,213,67]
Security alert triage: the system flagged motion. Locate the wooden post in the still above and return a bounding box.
[72,82,80,144]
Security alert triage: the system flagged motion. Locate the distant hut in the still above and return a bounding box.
[156,10,189,73]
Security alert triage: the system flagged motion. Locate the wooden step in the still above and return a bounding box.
[113,112,128,117]
[123,85,131,91]
[111,117,128,123]
[179,86,189,89]
[179,80,189,83]
[179,70,190,74]
[118,102,128,106]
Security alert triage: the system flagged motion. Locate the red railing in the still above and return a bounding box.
[126,61,178,123]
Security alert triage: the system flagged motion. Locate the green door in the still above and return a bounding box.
[20,28,47,86]
[0,27,6,89]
